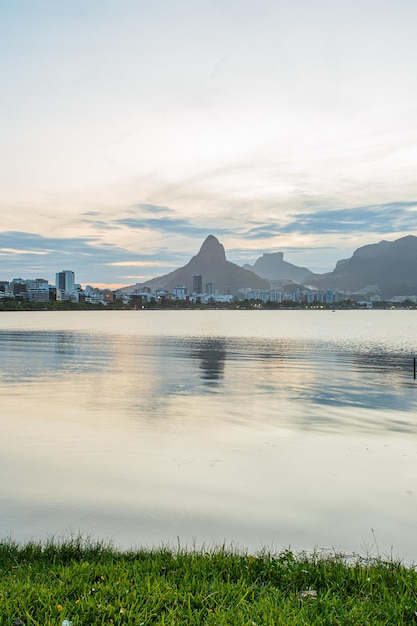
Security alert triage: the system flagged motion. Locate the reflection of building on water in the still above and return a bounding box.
[190,338,226,381]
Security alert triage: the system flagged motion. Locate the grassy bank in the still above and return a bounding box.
[1,536,417,625]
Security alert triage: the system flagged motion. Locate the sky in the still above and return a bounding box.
[1,0,417,288]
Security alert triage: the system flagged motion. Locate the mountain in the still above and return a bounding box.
[118,233,417,299]
[121,235,270,295]
[310,235,417,297]
[244,252,313,283]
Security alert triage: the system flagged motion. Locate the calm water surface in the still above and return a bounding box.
[1,310,417,559]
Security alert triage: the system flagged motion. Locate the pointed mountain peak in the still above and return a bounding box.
[197,235,226,262]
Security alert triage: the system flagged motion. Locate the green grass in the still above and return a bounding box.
[1,535,417,625]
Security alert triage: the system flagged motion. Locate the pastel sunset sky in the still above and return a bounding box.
[1,0,417,287]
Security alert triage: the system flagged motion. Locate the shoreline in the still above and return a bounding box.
[2,536,416,624]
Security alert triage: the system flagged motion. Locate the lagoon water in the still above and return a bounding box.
[1,310,417,559]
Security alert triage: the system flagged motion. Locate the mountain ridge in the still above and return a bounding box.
[121,235,270,295]
[310,234,417,296]
[119,234,417,298]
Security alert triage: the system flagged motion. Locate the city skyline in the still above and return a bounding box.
[1,1,417,287]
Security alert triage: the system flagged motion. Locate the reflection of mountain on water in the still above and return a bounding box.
[189,338,226,383]
[3,324,417,435]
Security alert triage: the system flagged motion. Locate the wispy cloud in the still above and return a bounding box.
[109,260,170,268]
[0,248,48,256]
[281,202,417,235]
[244,225,284,240]
[242,202,417,240]
[0,231,180,285]
[134,204,175,215]
[117,215,234,239]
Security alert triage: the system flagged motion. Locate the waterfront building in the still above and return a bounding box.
[173,286,187,300]
[193,274,203,294]
[56,270,76,301]
[56,270,75,293]
[26,279,50,302]
[10,279,27,296]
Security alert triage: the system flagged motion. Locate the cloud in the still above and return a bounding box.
[281,202,417,235]
[79,219,121,232]
[240,202,417,240]
[117,215,234,239]
[0,231,96,255]
[109,260,170,268]
[0,231,180,285]
[0,248,48,256]
[244,225,283,240]
[135,204,175,215]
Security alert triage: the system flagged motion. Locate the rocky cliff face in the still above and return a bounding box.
[245,251,313,283]
[310,235,417,296]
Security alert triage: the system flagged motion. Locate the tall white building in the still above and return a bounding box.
[55,270,76,300]
[56,270,75,293]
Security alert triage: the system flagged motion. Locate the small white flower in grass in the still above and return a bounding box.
[298,589,318,601]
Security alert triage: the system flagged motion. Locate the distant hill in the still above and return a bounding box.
[118,233,417,299]
[310,235,417,297]
[120,235,270,295]
[244,252,313,283]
